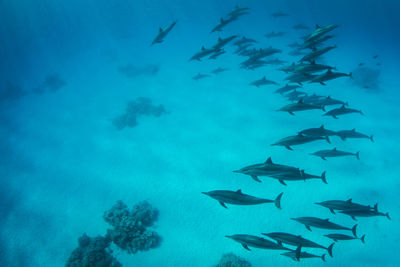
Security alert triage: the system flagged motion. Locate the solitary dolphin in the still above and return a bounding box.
[291,217,358,235]
[324,233,365,243]
[323,105,363,119]
[151,21,177,45]
[226,234,293,252]
[281,251,326,262]
[339,204,391,221]
[233,157,301,182]
[310,147,359,160]
[336,129,373,142]
[192,73,210,81]
[202,190,283,209]
[278,98,325,115]
[250,76,279,87]
[299,125,337,137]
[272,133,330,151]
[265,31,286,38]
[211,67,229,74]
[315,199,372,214]
[263,232,334,257]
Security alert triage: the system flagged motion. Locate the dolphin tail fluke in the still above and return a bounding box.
[321,171,327,184]
[274,192,283,209]
[251,175,261,183]
[355,151,360,160]
[386,212,391,220]
[352,224,358,238]
[360,234,366,244]
[349,72,353,79]
[295,245,302,261]
[370,135,374,142]
[339,135,346,141]
[321,254,326,262]
[327,243,334,257]
[242,243,251,251]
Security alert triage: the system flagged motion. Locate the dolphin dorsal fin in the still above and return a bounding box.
[262,76,266,80]
[352,128,356,132]
[297,132,303,137]
[320,125,324,129]
[236,189,242,194]
[201,46,205,50]
[333,147,337,151]
[265,157,273,164]
[328,69,332,73]
[347,198,352,203]
[298,98,303,104]
[311,60,316,65]
[325,218,329,221]
[327,96,331,99]
[291,62,295,66]
[220,18,224,23]
[316,24,321,29]
[218,37,222,42]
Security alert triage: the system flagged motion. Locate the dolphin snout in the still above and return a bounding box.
[201,192,209,196]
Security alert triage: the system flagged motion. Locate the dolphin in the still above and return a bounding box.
[281,251,326,262]
[211,17,234,33]
[265,31,286,38]
[285,89,307,99]
[213,35,237,49]
[291,217,358,235]
[302,35,335,50]
[339,204,391,221]
[270,171,327,185]
[279,62,300,73]
[233,157,301,182]
[323,105,363,119]
[324,233,365,243]
[275,84,301,94]
[234,43,252,54]
[305,24,339,43]
[211,67,229,74]
[202,190,283,209]
[209,49,226,59]
[278,99,325,115]
[272,133,330,150]
[250,76,279,87]
[300,46,337,63]
[190,46,218,61]
[310,69,352,85]
[311,148,359,160]
[336,129,373,142]
[151,21,177,45]
[228,6,250,17]
[225,234,294,252]
[284,72,316,85]
[288,42,302,48]
[311,96,348,107]
[234,36,257,46]
[264,58,288,66]
[294,62,336,73]
[315,199,372,214]
[263,232,334,257]
[192,73,210,81]
[299,125,337,137]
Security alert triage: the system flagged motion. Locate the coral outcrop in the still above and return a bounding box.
[66,233,121,267]
[215,253,252,267]
[103,200,161,254]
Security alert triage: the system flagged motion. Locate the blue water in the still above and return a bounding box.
[1,0,399,266]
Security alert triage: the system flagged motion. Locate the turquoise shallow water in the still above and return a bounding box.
[1,1,399,266]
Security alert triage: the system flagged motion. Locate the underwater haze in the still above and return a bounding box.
[1,0,399,266]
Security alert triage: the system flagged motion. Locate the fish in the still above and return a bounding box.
[277,99,325,115]
[291,217,358,235]
[272,133,330,151]
[339,204,391,221]
[300,46,337,63]
[151,21,177,45]
[281,251,326,262]
[271,11,289,18]
[265,31,286,38]
[324,233,365,243]
[192,73,210,80]
[233,157,302,183]
[299,125,337,137]
[310,147,359,160]
[211,67,229,74]
[270,171,327,186]
[293,24,310,30]
[323,105,363,119]
[336,129,373,142]
[315,199,372,214]
[250,76,279,87]
[263,232,334,257]
[226,234,294,252]
[275,84,302,94]
[202,190,283,209]
[310,69,352,85]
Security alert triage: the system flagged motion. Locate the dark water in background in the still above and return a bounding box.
[1,0,400,266]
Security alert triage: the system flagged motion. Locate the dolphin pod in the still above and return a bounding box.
[178,5,390,263]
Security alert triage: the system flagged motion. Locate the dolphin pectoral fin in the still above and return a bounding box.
[285,146,293,151]
[251,175,261,182]
[305,225,312,231]
[242,244,251,251]
[277,240,283,246]
[289,111,295,115]
[329,208,335,214]
[278,179,287,186]
[320,82,326,85]
[321,157,326,161]
[333,115,338,119]
[351,216,357,221]
[219,201,228,209]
